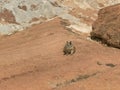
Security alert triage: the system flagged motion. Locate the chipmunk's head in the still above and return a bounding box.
[66,41,72,45]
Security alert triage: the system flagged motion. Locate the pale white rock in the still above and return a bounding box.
[0,0,119,35]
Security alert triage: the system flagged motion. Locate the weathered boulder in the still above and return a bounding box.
[91,4,120,48]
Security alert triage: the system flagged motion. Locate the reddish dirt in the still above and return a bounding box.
[0,18,120,90]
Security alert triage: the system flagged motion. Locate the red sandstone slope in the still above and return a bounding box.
[0,18,120,90]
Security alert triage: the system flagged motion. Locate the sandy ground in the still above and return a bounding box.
[0,18,120,90]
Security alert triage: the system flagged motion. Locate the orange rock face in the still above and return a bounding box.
[91,4,120,48]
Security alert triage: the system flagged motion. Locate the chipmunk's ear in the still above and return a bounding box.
[69,41,72,44]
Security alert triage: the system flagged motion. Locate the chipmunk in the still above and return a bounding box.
[63,41,76,55]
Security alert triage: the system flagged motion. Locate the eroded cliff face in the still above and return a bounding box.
[0,0,119,35]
